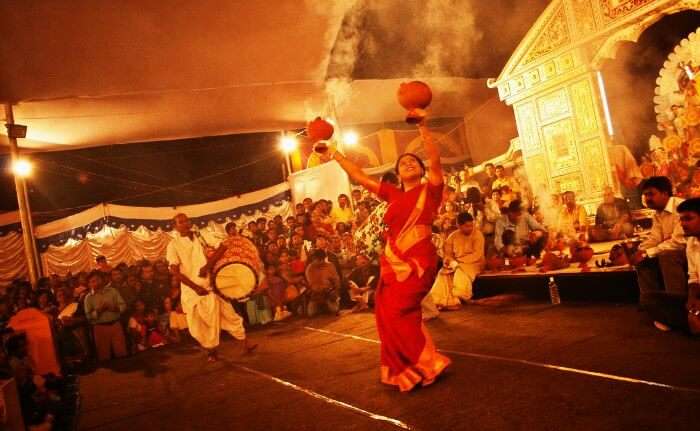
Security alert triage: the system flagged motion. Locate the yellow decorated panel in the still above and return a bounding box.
[537,87,571,124]
[579,137,609,195]
[569,78,600,137]
[543,119,580,176]
[515,102,542,156]
[552,172,586,194]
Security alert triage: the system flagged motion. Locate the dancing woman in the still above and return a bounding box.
[332,117,451,391]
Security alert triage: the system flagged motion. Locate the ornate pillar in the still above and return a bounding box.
[509,61,614,214]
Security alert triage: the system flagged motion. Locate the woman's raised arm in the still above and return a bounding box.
[418,122,443,186]
[332,151,380,194]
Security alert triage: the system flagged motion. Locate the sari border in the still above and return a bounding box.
[379,324,451,392]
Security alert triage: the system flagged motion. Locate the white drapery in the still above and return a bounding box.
[40,226,172,276]
[40,200,291,276]
[0,183,292,284]
[0,232,29,287]
[288,161,352,206]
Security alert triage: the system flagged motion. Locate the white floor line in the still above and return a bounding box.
[304,326,700,394]
[234,364,412,430]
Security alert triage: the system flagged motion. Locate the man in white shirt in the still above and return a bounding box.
[167,213,256,361]
[647,198,700,333]
[636,177,687,309]
[430,212,485,308]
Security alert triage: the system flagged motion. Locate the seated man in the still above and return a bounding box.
[555,191,589,240]
[347,254,379,312]
[494,200,547,258]
[636,176,687,310]
[430,212,485,307]
[590,186,634,242]
[304,250,340,317]
[646,197,700,333]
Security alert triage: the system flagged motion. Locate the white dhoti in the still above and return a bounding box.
[421,293,440,320]
[429,268,461,308]
[429,263,481,306]
[185,291,246,349]
[452,264,481,301]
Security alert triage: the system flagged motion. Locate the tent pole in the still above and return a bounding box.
[5,103,41,285]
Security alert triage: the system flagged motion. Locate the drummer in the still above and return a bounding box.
[166,213,257,362]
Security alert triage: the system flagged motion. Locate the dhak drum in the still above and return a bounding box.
[212,237,264,300]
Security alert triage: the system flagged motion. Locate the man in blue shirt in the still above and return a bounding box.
[494,200,548,258]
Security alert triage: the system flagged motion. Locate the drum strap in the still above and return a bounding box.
[193,230,211,249]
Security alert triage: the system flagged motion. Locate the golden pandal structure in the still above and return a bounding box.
[487,0,700,214]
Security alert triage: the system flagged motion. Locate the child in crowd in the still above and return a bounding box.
[144,309,166,348]
[164,296,187,343]
[128,299,147,352]
[260,264,291,321]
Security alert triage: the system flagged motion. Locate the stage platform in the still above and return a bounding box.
[473,235,647,303]
[77,304,700,431]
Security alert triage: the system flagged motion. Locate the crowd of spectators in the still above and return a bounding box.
[4,160,700,426]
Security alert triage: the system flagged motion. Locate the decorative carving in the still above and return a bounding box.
[538,88,571,124]
[509,77,526,94]
[525,70,541,88]
[522,4,571,65]
[569,78,600,136]
[543,119,580,176]
[552,172,585,194]
[570,0,597,34]
[542,61,558,79]
[498,83,511,99]
[515,102,542,156]
[580,138,609,194]
[556,52,576,73]
[600,0,654,22]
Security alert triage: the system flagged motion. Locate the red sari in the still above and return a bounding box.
[376,180,451,391]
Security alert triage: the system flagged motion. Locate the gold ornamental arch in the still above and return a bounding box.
[489,0,700,214]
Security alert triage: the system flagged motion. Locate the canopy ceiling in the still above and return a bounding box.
[0,0,546,151]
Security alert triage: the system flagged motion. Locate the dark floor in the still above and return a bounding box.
[78,296,700,431]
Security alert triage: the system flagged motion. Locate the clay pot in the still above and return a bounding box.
[541,252,557,268]
[510,256,528,268]
[541,252,569,271]
[313,141,329,154]
[570,245,594,263]
[486,256,505,271]
[306,117,334,142]
[397,81,432,111]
